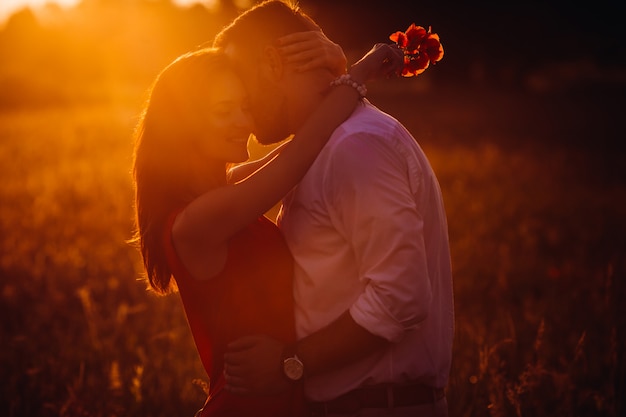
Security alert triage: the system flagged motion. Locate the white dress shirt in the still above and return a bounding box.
[278,101,454,402]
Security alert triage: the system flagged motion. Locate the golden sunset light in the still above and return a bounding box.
[0,0,77,22]
[0,0,221,24]
[1,0,624,416]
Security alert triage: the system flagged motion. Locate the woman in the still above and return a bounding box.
[131,31,403,416]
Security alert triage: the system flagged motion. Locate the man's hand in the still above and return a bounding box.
[223,335,290,395]
[277,30,347,76]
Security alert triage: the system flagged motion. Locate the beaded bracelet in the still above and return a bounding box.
[330,74,367,98]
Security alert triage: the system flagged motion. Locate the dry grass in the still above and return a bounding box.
[0,91,624,416]
[0,104,205,416]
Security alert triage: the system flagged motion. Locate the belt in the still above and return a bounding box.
[308,381,445,414]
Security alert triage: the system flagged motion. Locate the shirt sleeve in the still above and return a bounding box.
[324,131,433,343]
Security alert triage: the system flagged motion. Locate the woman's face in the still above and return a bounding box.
[199,70,254,164]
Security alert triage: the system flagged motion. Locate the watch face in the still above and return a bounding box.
[284,357,304,381]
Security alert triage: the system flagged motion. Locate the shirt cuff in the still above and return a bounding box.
[349,291,407,343]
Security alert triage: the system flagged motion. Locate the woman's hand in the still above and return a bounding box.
[277,30,347,76]
[348,43,405,85]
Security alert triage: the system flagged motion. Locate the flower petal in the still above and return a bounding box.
[406,53,430,75]
[389,31,408,48]
[422,35,444,63]
[405,24,427,53]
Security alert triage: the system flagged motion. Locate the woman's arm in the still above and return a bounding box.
[173,41,404,278]
[227,141,289,184]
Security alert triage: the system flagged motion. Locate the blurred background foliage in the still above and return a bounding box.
[1,0,625,104]
[1,0,625,149]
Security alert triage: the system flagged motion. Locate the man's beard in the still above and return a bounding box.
[252,79,292,145]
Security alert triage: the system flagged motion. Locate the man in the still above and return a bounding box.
[216,1,454,416]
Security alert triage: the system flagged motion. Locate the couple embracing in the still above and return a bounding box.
[131,1,454,416]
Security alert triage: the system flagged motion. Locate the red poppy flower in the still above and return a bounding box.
[389,30,408,48]
[404,53,430,77]
[422,33,444,63]
[389,23,443,77]
[405,24,427,54]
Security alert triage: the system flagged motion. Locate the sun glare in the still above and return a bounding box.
[0,0,74,21]
[0,0,220,24]
[173,0,219,7]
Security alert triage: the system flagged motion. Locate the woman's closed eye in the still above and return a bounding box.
[210,101,250,120]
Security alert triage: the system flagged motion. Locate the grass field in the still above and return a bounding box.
[1,85,625,416]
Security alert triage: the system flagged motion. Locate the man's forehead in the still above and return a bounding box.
[223,42,250,64]
[223,43,237,60]
[222,42,258,91]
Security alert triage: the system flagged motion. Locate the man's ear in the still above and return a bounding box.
[260,45,284,81]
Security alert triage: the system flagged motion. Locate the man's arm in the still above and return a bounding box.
[293,310,388,377]
[224,311,387,394]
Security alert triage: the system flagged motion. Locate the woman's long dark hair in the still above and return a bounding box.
[130,48,233,294]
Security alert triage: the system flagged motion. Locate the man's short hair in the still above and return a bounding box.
[213,0,321,58]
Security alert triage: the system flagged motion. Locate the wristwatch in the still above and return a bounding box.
[282,345,304,381]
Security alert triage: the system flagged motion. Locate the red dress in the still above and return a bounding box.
[163,214,303,417]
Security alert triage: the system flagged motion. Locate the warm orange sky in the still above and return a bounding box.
[0,0,219,24]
